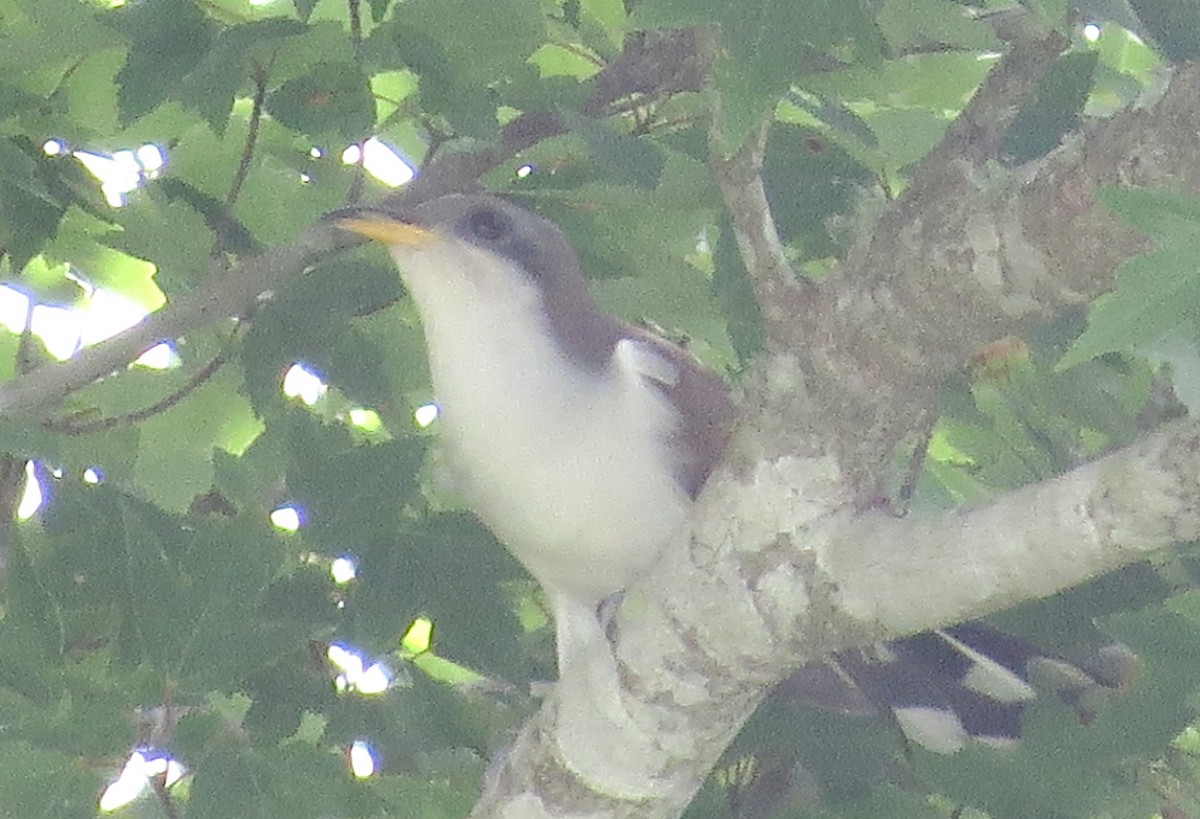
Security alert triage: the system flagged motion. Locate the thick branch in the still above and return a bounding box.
[800,60,1200,449]
[470,417,1200,818]
[464,413,1200,819]
[469,48,1200,819]
[6,23,1198,818]
[824,419,1200,633]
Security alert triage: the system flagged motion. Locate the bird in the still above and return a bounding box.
[331,194,733,703]
[330,193,1126,752]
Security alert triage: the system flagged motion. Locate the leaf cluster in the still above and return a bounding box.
[1,0,1199,817]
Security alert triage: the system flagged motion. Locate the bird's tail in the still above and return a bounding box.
[779,622,1136,752]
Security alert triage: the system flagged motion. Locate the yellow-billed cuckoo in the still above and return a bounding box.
[332,194,1124,753]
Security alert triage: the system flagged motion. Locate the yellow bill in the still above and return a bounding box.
[336,215,435,247]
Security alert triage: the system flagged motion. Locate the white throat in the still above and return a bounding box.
[393,241,692,605]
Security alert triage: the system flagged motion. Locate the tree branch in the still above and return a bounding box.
[0,30,710,419]
[826,419,1200,632]
[708,117,814,346]
[6,25,1200,818]
[467,369,1200,818]
[44,337,234,434]
[0,224,344,417]
[467,42,1200,819]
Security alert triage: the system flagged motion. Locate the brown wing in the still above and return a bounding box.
[623,328,737,499]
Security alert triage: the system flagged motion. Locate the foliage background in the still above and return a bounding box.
[3,0,1200,817]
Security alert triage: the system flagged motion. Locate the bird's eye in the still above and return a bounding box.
[466,208,508,242]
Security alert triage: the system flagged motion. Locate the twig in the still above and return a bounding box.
[149,776,181,819]
[44,332,236,435]
[556,41,605,69]
[0,300,38,526]
[0,222,343,418]
[0,30,712,419]
[193,0,251,25]
[348,0,362,47]
[894,413,936,514]
[225,63,269,209]
[708,117,813,343]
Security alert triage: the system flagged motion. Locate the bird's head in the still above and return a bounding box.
[331,194,583,294]
[329,193,616,368]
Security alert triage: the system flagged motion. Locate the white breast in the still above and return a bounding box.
[396,243,692,606]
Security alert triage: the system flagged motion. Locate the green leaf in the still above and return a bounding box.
[0,415,59,462]
[57,48,125,140]
[38,481,296,689]
[12,0,120,57]
[240,252,404,411]
[171,519,292,688]
[1099,184,1200,232]
[371,747,487,819]
[562,114,665,189]
[395,0,544,82]
[783,90,877,147]
[157,177,261,255]
[284,411,426,543]
[1128,0,1200,61]
[580,0,626,48]
[798,51,994,111]
[712,216,765,366]
[0,739,102,818]
[516,171,717,287]
[378,0,545,136]
[45,209,163,312]
[56,423,140,491]
[173,45,243,133]
[159,108,357,247]
[266,62,375,142]
[862,108,952,169]
[877,0,999,51]
[1059,188,1200,369]
[114,0,218,124]
[348,513,530,675]
[716,54,785,153]
[132,359,263,513]
[294,0,320,22]
[370,69,420,123]
[594,261,737,373]
[0,82,37,126]
[635,0,880,151]
[266,20,357,86]
[763,125,875,259]
[1001,51,1099,164]
[106,187,213,297]
[529,43,603,80]
[182,16,311,130]
[2,528,62,660]
[1026,0,1070,30]
[349,301,435,404]
[187,741,272,819]
[188,724,373,818]
[0,138,81,273]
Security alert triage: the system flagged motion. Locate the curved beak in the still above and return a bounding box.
[331,211,436,247]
